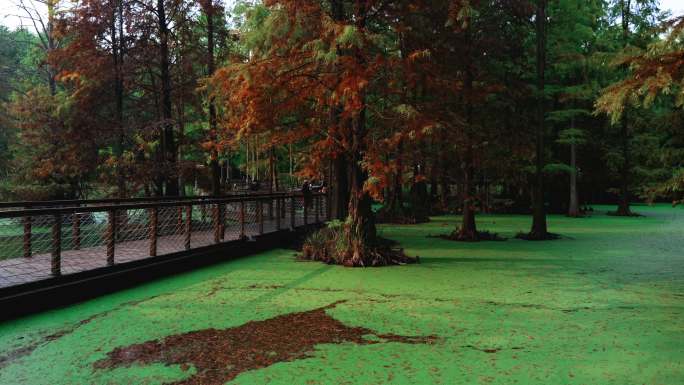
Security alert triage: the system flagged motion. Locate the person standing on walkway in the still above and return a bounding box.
[302,179,312,208]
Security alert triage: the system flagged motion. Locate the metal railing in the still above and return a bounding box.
[0,191,308,210]
[0,192,328,289]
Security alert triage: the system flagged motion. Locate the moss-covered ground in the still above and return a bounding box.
[0,204,683,384]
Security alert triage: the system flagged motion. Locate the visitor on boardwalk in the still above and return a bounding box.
[302,180,312,208]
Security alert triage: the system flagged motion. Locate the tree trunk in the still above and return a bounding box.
[345,1,379,265]
[384,139,404,217]
[458,156,479,239]
[410,163,430,221]
[529,0,549,239]
[111,0,126,198]
[176,82,186,197]
[440,173,449,211]
[204,0,221,196]
[331,156,349,220]
[328,0,349,221]
[616,106,631,217]
[46,0,57,96]
[615,0,633,216]
[568,141,580,217]
[429,168,438,202]
[158,0,178,196]
[457,22,479,240]
[346,108,376,266]
[269,147,278,192]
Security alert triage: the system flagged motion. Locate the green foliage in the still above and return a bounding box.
[543,163,575,175]
[336,25,362,48]
[556,128,587,146]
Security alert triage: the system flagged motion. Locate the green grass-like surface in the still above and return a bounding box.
[0,204,683,384]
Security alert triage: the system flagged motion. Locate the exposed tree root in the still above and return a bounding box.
[301,226,417,267]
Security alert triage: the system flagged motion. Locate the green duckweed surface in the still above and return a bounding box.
[0,204,683,384]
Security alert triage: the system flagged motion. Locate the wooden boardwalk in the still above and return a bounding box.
[0,202,323,289]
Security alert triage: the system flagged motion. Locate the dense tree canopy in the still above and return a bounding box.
[0,0,682,261]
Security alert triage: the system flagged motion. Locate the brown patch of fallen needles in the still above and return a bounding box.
[94,301,437,385]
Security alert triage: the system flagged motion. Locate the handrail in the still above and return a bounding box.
[0,192,326,218]
[0,190,304,210]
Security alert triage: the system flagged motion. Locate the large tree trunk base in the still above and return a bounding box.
[567,208,588,218]
[608,205,642,217]
[301,226,417,267]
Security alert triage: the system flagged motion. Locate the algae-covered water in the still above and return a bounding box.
[0,205,682,384]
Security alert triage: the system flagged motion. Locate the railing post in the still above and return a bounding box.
[220,203,226,241]
[268,197,274,220]
[51,214,61,276]
[213,204,220,244]
[149,207,158,257]
[304,195,309,226]
[185,205,192,250]
[290,194,296,229]
[315,195,320,223]
[281,195,287,219]
[23,216,32,258]
[106,210,116,266]
[240,200,246,239]
[326,194,331,221]
[276,197,281,230]
[72,213,81,250]
[258,199,264,235]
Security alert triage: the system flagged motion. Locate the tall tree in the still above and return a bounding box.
[157,0,178,196]
[211,0,434,265]
[202,0,222,196]
[527,0,552,239]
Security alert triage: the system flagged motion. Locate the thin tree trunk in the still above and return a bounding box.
[204,0,221,196]
[616,0,633,216]
[176,82,186,197]
[269,147,278,192]
[458,20,478,240]
[256,137,260,181]
[111,0,126,198]
[459,155,478,239]
[568,143,580,216]
[46,0,57,96]
[158,0,178,196]
[529,0,549,239]
[568,136,580,217]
